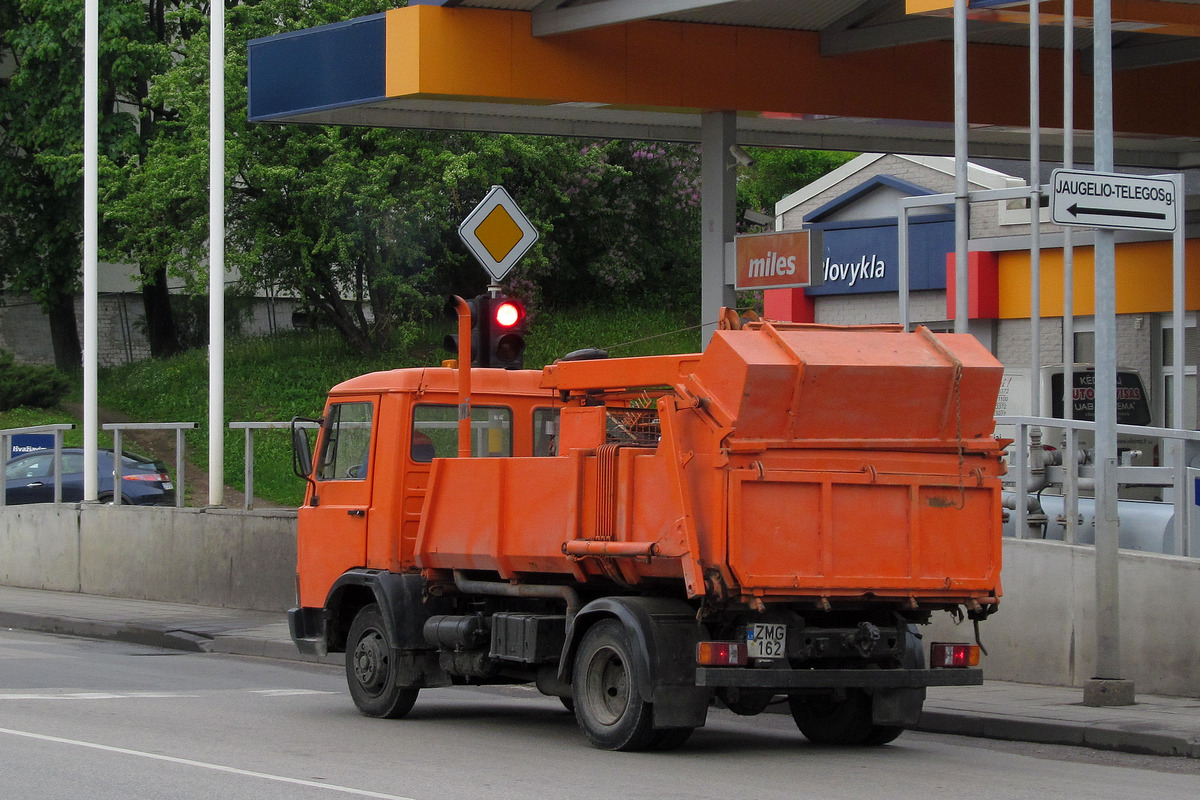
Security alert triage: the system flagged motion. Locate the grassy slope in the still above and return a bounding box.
[2,306,700,507]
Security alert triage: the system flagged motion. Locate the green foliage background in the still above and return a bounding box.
[0,306,697,507]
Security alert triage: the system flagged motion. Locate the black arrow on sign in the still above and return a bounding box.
[1067,203,1166,221]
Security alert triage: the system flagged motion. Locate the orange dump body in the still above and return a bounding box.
[396,322,1005,610]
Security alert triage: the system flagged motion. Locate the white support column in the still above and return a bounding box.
[1085,0,1134,707]
[953,0,969,333]
[1029,0,1043,417]
[209,3,226,506]
[83,0,99,502]
[700,111,737,345]
[1062,0,1078,545]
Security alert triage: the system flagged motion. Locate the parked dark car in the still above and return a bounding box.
[4,448,175,506]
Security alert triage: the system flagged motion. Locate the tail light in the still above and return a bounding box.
[697,641,748,666]
[930,642,980,668]
[123,472,170,482]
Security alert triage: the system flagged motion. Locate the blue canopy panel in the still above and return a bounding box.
[248,14,386,123]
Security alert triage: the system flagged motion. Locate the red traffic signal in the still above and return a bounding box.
[493,300,524,329]
[488,296,527,369]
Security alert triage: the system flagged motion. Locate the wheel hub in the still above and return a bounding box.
[352,630,388,694]
[587,648,629,726]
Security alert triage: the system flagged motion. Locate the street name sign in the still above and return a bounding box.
[1050,169,1178,232]
[458,186,539,282]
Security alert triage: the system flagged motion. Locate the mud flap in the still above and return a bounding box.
[871,686,926,727]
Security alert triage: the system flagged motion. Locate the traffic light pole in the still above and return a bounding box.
[452,295,473,459]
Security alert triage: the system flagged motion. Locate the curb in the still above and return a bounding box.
[1,609,345,666]
[0,610,213,653]
[916,710,1200,759]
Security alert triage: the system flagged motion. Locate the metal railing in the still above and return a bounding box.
[999,414,1200,557]
[0,424,76,508]
[2,419,318,511]
[230,420,319,510]
[103,422,197,507]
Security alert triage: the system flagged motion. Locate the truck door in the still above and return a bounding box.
[297,397,377,608]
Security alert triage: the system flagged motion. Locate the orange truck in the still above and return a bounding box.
[289,309,1005,751]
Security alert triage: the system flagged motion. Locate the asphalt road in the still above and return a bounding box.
[1,629,1197,800]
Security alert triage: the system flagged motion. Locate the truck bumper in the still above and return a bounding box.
[695,667,983,690]
[288,606,329,657]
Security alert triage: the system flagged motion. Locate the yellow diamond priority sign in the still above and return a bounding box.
[459,186,539,281]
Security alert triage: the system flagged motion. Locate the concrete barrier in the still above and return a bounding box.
[0,505,296,612]
[927,538,1200,698]
[4,507,1200,696]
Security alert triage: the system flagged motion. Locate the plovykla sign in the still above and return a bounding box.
[803,216,952,296]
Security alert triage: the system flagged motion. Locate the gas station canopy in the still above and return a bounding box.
[248,0,1200,167]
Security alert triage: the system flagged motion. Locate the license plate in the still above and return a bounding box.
[746,623,786,660]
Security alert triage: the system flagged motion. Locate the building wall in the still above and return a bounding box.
[0,293,304,367]
[813,290,948,328]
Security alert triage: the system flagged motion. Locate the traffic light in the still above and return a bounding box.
[488,296,527,369]
[443,295,488,367]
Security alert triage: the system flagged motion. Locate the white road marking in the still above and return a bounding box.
[0,726,419,800]
[0,688,336,701]
[0,691,201,700]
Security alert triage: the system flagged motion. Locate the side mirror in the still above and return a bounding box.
[291,417,320,479]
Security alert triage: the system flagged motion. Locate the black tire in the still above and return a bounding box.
[559,696,576,714]
[861,724,905,745]
[647,726,694,751]
[572,619,656,751]
[789,689,874,745]
[345,604,419,719]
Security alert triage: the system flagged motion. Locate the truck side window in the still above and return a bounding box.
[533,408,559,456]
[413,404,513,459]
[317,402,373,481]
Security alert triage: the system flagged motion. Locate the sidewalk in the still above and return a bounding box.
[2,585,1198,759]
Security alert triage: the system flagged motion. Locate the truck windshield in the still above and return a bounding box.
[317,402,373,481]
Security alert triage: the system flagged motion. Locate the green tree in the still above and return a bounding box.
[106,0,450,354]
[736,148,857,230]
[0,1,195,368]
[106,1,707,352]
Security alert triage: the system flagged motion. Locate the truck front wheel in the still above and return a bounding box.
[346,604,419,719]
[572,620,657,751]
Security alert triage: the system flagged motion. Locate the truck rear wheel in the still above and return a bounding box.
[346,603,419,719]
[788,689,874,745]
[572,619,656,751]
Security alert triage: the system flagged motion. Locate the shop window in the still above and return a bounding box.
[1073,331,1096,364]
[1161,322,1198,429]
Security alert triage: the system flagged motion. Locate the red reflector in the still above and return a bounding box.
[697,641,748,667]
[930,642,980,668]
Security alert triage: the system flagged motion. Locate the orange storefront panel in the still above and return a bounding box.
[997,239,1200,318]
